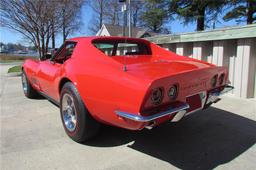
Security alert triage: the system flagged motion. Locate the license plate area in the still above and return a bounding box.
[186,92,206,113]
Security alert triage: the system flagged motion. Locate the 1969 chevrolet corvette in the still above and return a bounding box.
[22,36,233,142]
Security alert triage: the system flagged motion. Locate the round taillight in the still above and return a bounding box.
[219,73,225,85]
[211,75,218,87]
[151,88,163,105]
[168,85,178,100]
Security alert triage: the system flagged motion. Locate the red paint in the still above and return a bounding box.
[23,36,229,130]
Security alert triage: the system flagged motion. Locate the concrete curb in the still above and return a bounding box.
[7,72,22,77]
[0,62,23,65]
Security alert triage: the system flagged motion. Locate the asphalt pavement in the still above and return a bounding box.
[1,63,256,170]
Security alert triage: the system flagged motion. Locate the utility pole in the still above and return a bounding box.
[120,0,131,37]
[128,0,131,37]
[120,0,127,37]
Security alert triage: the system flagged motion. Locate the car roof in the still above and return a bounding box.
[67,36,147,42]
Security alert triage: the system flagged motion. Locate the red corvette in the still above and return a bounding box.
[22,36,233,142]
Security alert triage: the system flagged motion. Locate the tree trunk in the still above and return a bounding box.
[62,7,66,43]
[51,20,55,49]
[153,25,157,33]
[116,2,120,26]
[46,32,50,56]
[196,6,205,31]
[41,31,46,59]
[63,24,66,42]
[35,30,42,59]
[247,1,255,24]
[133,9,138,27]
[99,0,103,29]
[52,31,55,49]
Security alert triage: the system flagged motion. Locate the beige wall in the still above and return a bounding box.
[161,38,256,99]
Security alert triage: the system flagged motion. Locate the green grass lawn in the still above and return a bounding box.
[0,54,36,63]
[8,65,22,73]
[0,60,24,63]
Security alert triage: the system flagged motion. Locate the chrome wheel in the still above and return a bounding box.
[62,93,77,132]
[22,73,28,94]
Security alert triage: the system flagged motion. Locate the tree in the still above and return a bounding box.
[140,0,169,33]
[0,0,55,58]
[88,0,109,34]
[223,0,256,24]
[88,0,146,35]
[131,0,145,27]
[59,0,85,42]
[105,0,121,25]
[0,0,84,59]
[49,0,85,47]
[168,0,228,31]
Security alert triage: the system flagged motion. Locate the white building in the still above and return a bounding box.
[96,24,160,38]
[147,24,256,99]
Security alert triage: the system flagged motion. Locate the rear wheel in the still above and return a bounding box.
[60,82,100,143]
[21,70,38,98]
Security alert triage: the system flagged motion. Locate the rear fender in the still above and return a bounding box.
[140,66,228,112]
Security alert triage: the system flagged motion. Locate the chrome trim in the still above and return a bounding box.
[206,85,234,104]
[21,72,28,94]
[62,93,77,132]
[145,121,156,129]
[37,91,60,107]
[171,110,187,122]
[116,86,234,123]
[220,85,234,95]
[206,93,220,104]
[115,102,190,122]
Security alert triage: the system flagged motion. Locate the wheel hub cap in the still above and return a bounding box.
[22,73,28,93]
[62,93,77,132]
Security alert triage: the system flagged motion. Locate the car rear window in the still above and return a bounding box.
[92,39,151,56]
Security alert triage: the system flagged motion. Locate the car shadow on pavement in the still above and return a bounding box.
[86,107,256,170]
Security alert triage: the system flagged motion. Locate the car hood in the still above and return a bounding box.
[126,59,214,80]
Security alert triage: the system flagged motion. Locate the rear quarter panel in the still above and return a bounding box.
[67,39,151,129]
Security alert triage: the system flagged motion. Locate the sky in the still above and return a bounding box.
[0,3,243,48]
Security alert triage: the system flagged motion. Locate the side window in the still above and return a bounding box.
[66,43,76,58]
[54,42,76,63]
[93,43,114,56]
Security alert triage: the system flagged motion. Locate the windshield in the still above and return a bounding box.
[92,39,151,56]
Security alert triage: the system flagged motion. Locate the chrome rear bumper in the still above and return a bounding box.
[207,85,234,104]
[220,85,234,94]
[115,102,190,122]
[115,85,234,123]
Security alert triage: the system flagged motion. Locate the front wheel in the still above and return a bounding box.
[60,82,100,143]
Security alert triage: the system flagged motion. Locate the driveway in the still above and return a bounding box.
[1,63,256,170]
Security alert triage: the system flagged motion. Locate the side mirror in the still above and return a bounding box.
[53,48,59,55]
[44,53,52,60]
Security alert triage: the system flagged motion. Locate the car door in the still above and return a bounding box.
[37,42,76,101]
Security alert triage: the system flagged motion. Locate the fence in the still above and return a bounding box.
[147,24,256,99]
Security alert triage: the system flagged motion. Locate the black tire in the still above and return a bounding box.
[60,82,100,143]
[21,70,39,98]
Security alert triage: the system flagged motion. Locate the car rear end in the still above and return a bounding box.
[115,65,233,129]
